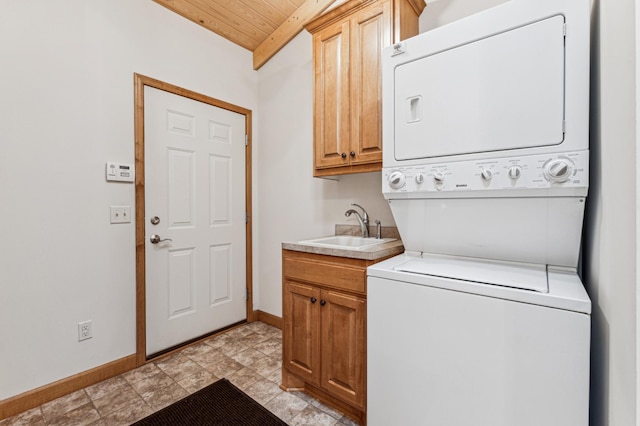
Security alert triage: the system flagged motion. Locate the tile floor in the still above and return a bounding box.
[0,321,358,426]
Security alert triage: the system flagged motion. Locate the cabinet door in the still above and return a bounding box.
[320,289,366,409]
[313,19,351,169]
[283,281,322,385]
[349,0,391,166]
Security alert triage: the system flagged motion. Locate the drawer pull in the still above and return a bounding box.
[320,299,327,306]
[311,297,317,304]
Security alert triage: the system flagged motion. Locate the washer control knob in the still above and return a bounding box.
[544,159,572,183]
[388,171,406,189]
[508,166,522,180]
[480,168,493,181]
[433,172,445,184]
[415,173,425,184]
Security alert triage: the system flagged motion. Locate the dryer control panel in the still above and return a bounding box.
[383,151,588,198]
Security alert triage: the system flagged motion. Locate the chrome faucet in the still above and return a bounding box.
[345,203,370,238]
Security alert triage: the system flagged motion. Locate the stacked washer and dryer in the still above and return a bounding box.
[367,0,591,425]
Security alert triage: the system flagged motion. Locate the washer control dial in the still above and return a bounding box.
[388,171,406,189]
[433,172,445,184]
[415,173,425,184]
[508,166,522,180]
[544,159,573,183]
[480,168,493,181]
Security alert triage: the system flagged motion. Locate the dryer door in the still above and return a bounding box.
[393,15,566,161]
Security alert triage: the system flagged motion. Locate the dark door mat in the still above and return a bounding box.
[132,378,287,425]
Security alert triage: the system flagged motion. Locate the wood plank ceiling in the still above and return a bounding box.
[153,0,335,70]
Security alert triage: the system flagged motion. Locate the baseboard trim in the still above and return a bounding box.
[255,310,282,329]
[0,354,137,420]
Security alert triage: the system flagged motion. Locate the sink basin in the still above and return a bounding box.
[299,235,396,250]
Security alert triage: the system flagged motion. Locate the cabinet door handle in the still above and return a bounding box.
[310,297,317,304]
[320,299,326,306]
[350,151,356,157]
[341,152,347,159]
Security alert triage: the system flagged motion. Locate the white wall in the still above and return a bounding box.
[419,0,508,31]
[254,32,395,317]
[0,0,257,400]
[584,0,638,424]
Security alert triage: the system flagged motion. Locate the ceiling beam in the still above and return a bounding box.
[253,0,335,70]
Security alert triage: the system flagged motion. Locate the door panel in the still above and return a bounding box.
[350,0,390,164]
[283,281,321,385]
[145,86,246,356]
[314,20,351,169]
[321,289,366,409]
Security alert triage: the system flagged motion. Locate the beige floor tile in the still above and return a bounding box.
[92,385,142,417]
[230,347,267,367]
[40,390,91,422]
[253,337,283,356]
[155,354,205,382]
[98,401,153,426]
[243,378,283,405]
[177,369,218,393]
[129,370,175,399]
[0,407,45,426]
[121,363,161,385]
[264,391,309,423]
[85,376,130,401]
[289,405,339,426]
[140,382,188,411]
[250,354,281,377]
[46,404,101,426]
[227,366,263,390]
[201,353,244,378]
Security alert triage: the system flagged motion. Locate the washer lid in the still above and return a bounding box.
[394,254,549,293]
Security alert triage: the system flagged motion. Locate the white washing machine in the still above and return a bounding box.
[367,254,591,425]
[367,0,592,424]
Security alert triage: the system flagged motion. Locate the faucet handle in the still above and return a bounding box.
[374,219,382,239]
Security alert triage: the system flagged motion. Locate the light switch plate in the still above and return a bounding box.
[110,206,131,224]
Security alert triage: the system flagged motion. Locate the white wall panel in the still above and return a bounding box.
[0,0,257,401]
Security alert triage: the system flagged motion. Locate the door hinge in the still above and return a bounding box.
[245,211,249,223]
[246,287,249,301]
[562,120,566,133]
[245,135,248,146]
[563,23,567,37]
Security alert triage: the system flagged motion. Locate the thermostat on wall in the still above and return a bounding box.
[106,162,135,182]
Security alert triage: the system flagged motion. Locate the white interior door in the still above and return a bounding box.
[144,86,246,356]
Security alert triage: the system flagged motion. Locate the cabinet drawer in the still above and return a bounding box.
[283,256,366,294]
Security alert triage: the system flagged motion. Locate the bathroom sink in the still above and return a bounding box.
[299,235,396,250]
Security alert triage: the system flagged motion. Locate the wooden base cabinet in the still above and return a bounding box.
[281,249,391,424]
[305,0,426,177]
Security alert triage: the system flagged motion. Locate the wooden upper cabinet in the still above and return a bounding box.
[306,0,426,177]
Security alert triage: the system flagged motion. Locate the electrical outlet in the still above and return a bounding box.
[78,320,93,341]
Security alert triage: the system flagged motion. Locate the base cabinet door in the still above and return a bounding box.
[321,289,366,409]
[283,281,321,386]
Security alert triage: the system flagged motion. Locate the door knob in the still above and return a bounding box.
[150,216,160,225]
[150,234,172,244]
